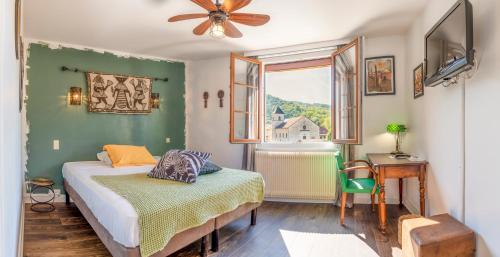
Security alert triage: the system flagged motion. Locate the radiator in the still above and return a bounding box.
[255,151,337,201]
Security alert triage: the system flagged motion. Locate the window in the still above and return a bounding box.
[229,38,362,145]
[265,58,331,143]
[229,53,262,143]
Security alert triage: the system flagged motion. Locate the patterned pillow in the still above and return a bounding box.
[148,150,211,183]
[199,161,223,175]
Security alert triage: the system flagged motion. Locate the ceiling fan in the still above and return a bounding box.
[168,0,270,38]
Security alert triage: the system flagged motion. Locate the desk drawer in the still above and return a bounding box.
[383,165,420,178]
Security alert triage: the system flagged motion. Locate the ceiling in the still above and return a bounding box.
[23,0,427,61]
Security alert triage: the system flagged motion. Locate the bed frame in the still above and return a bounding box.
[64,179,260,257]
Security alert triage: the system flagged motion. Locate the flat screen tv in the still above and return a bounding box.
[425,0,473,87]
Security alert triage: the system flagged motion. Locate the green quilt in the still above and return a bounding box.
[92,168,264,257]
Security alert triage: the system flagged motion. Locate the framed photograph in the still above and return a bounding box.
[365,56,395,96]
[15,0,21,60]
[413,63,424,98]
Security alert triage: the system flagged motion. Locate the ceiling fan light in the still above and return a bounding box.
[210,22,225,39]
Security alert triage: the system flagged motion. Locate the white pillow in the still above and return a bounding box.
[97,151,112,165]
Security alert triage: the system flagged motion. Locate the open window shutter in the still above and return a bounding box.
[331,38,362,144]
[230,53,263,144]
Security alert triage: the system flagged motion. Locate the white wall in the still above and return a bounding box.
[0,0,24,256]
[186,35,409,204]
[185,57,244,169]
[354,35,409,205]
[405,0,500,256]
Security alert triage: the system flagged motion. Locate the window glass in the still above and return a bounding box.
[265,64,331,143]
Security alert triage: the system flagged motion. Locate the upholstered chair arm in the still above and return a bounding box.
[343,160,371,167]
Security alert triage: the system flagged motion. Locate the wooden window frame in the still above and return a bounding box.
[263,57,333,143]
[265,58,331,73]
[229,53,263,144]
[331,37,362,145]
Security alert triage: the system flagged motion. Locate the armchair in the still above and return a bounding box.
[334,152,380,225]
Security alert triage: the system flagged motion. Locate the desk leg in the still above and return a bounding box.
[378,167,387,233]
[419,165,426,216]
[399,178,403,207]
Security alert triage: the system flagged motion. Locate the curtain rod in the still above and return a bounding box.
[60,66,169,82]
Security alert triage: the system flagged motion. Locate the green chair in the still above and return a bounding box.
[334,152,379,225]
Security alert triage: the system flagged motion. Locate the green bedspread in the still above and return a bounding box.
[92,168,264,257]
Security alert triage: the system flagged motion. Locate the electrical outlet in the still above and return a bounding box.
[53,140,60,150]
[165,138,171,144]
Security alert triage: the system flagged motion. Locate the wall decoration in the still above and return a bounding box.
[365,56,395,96]
[19,39,24,112]
[86,72,153,114]
[15,0,21,59]
[413,63,424,99]
[203,91,209,108]
[217,90,224,108]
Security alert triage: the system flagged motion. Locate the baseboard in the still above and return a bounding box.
[402,199,419,215]
[354,195,400,205]
[264,196,402,205]
[265,197,335,204]
[24,193,71,203]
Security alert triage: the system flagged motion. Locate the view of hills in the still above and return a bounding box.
[266,95,331,138]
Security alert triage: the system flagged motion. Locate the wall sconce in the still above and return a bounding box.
[151,93,160,109]
[69,87,82,105]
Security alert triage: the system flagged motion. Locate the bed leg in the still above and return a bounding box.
[211,229,219,252]
[200,235,209,257]
[251,209,257,226]
[65,191,70,205]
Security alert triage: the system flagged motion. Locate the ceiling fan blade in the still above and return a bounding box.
[229,13,270,26]
[191,0,217,11]
[168,13,208,22]
[193,19,212,35]
[223,21,243,38]
[222,0,252,12]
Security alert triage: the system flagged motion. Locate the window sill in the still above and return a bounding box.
[256,142,339,152]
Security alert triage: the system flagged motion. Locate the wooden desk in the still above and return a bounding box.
[367,153,427,232]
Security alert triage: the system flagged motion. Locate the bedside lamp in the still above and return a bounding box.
[386,123,407,155]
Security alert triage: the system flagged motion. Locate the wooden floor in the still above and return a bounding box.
[24,201,409,257]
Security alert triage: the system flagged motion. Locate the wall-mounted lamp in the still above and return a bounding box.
[69,87,82,105]
[151,93,160,109]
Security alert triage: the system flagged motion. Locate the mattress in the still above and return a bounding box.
[62,161,154,247]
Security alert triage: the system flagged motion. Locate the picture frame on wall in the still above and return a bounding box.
[15,0,21,60]
[413,63,424,98]
[19,39,24,112]
[365,56,395,96]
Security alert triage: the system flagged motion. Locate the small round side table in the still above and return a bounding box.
[30,178,55,212]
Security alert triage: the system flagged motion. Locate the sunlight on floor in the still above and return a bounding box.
[280,229,380,257]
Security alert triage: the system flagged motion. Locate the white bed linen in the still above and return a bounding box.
[62,161,155,248]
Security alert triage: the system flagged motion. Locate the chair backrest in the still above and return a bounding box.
[334,151,348,190]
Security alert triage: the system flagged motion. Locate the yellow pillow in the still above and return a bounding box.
[103,145,157,167]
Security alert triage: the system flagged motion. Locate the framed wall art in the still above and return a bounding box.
[413,63,424,98]
[365,56,395,96]
[86,72,153,114]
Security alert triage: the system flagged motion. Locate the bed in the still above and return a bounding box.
[62,161,263,257]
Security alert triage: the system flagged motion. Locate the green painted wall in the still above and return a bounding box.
[26,44,185,190]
